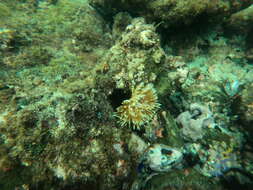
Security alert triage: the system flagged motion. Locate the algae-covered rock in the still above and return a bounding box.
[227,5,253,33]
[2,0,112,68]
[237,83,253,131]
[0,69,133,188]
[98,17,165,89]
[0,1,126,187]
[0,2,11,18]
[0,0,253,189]
[112,12,133,40]
[89,0,252,28]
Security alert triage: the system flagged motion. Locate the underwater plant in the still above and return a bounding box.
[116,83,160,129]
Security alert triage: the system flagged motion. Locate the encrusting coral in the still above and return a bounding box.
[98,17,165,89]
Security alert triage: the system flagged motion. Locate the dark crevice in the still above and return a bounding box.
[108,88,131,110]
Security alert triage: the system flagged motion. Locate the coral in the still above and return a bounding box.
[140,144,183,172]
[176,103,215,142]
[98,17,165,89]
[196,142,241,177]
[0,0,253,189]
[0,86,131,188]
[163,28,253,128]
[116,83,160,129]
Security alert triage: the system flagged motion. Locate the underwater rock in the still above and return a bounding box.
[196,142,241,177]
[99,17,165,89]
[237,83,253,131]
[223,79,242,97]
[89,0,252,28]
[112,12,133,40]
[227,5,253,33]
[245,48,253,62]
[1,0,253,189]
[176,103,215,142]
[128,133,149,164]
[176,49,253,128]
[0,2,11,18]
[0,52,130,190]
[0,28,14,51]
[184,131,244,180]
[140,144,183,172]
[131,144,183,190]
[2,0,112,68]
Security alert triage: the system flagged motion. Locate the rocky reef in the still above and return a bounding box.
[0,0,253,190]
[89,0,252,28]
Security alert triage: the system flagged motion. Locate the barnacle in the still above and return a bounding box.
[116,83,160,129]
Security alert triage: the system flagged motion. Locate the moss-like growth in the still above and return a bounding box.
[1,0,111,68]
[0,2,11,18]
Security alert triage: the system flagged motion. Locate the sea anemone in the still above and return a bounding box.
[116,83,160,129]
